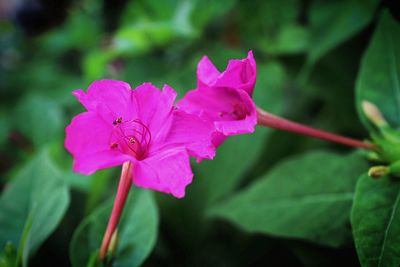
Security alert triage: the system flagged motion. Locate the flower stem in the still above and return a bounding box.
[99,161,133,260]
[257,107,375,150]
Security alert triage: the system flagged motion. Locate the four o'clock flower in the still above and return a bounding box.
[177,51,374,151]
[177,51,257,147]
[64,51,375,262]
[65,80,216,259]
[65,80,215,198]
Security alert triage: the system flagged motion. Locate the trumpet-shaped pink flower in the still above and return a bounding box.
[65,80,215,198]
[177,51,257,147]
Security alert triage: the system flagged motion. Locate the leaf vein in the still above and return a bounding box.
[377,189,400,267]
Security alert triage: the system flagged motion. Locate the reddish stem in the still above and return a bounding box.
[99,161,133,260]
[257,107,375,150]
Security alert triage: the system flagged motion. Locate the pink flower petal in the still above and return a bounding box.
[197,56,221,88]
[133,149,193,198]
[133,83,176,135]
[177,87,236,120]
[196,51,256,95]
[66,80,213,198]
[73,150,131,175]
[213,88,257,136]
[151,109,216,160]
[73,80,137,123]
[214,51,256,95]
[211,132,227,148]
[177,87,257,135]
[65,111,130,174]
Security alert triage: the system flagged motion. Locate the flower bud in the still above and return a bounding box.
[107,229,119,258]
[368,165,390,178]
[362,101,388,128]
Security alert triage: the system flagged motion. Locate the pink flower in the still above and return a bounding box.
[177,51,257,147]
[65,80,215,198]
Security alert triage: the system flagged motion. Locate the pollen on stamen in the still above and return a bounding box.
[109,119,152,160]
[113,117,122,125]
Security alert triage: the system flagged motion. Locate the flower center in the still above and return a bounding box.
[231,102,248,120]
[109,117,151,160]
[218,101,249,120]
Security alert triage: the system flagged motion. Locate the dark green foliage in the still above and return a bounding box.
[70,189,158,267]
[0,0,399,266]
[208,151,367,247]
[352,174,400,267]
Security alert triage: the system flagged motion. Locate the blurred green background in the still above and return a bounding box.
[0,0,399,266]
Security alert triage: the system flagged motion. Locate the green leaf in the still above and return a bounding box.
[189,0,236,32]
[263,24,309,55]
[194,62,286,205]
[70,189,158,267]
[356,11,400,132]
[0,151,70,263]
[0,113,9,146]
[308,0,379,64]
[351,174,400,267]
[13,94,64,146]
[239,0,308,55]
[208,151,367,247]
[39,2,102,54]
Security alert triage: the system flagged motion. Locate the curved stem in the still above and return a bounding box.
[99,161,133,260]
[257,107,375,150]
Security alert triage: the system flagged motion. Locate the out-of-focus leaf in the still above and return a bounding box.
[189,0,236,32]
[83,22,179,81]
[13,94,64,146]
[39,9,102,54]
[239,0,307,55]
[70,189,158,267]
[307,0,379,65]
[356,11,400,132]
[208,151,367,247]
[84,0,239,81]
[121,0,178,25]
[0,114,9,146]
[195,129,269,206]
[351,174,400,267]
[121,0,236,35]
[194,61,286,205]
[263,24,309,55]
[0,151,70,264]
[0,242,17,267]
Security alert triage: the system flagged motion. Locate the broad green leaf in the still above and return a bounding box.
[13,94,64,146]
[356,11,400,132]
[308,0,379,64]
[0,151,70,264]
[351,174,400,267]
[195,128,270,206]
[208,151,367,247]
[194,62,286,205]
[70,189,158,267]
